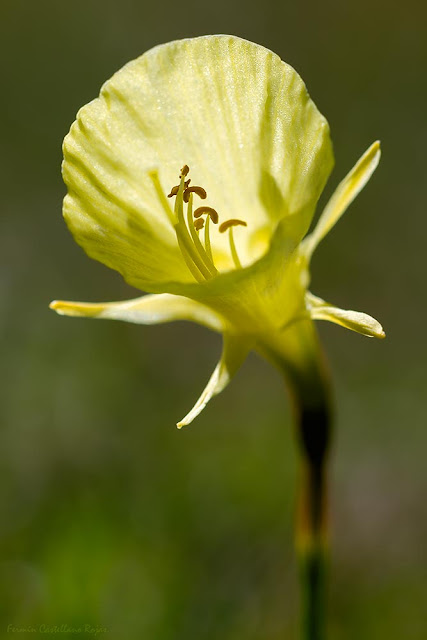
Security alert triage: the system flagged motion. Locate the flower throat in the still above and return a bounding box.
[151,165,247,283]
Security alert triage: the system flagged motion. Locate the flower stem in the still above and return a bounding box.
[289,333,331,640]
[258,320,332,640]
[296,436,329,640]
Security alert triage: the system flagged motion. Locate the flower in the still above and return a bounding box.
[50,35,384,427]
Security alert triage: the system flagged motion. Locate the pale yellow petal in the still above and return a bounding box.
[50,293,224,333]
[177,333,251,428]
[306,292,385,339]
[63,35,333,290]
[302,141,381,260]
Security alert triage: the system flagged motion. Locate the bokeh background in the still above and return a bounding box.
[1,0,425,638]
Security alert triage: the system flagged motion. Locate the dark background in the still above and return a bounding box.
[0,0,425,638]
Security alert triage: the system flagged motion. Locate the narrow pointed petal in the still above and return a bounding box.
[302,141,381,260]
[50,294,224,333]
[306,292,385,339]
[177,334,251,428]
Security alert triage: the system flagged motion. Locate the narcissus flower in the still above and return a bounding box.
[50,35,384,427]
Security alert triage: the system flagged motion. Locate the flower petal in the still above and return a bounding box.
[306,292,385,339]
[50,293,224,333]
[177,333,251,428]
[302,141,381,260]
[63,35,333,290]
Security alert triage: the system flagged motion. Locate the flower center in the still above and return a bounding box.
[150,166,247,283]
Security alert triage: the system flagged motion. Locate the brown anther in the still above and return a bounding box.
[219,218,247,233]
[167,185,179,198]
[183,186,207,203]
[193,206,219,224]
[194,218,205,231]
[167,179,191,198]
[180,164,190,177]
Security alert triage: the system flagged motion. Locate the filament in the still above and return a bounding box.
[204,214,213,262]
[163,167,248,281]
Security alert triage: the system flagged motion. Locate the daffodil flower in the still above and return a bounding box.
[50,35,384,428]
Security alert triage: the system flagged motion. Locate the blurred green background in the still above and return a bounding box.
[1,0,425,638]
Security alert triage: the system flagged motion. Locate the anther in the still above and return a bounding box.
[183,186,207,203]
[194,206,219,224]
[180,164,190,177]
[219,218,247,233]
[167,186,179,198]
[168,179,190,198]
[194,218,205,231]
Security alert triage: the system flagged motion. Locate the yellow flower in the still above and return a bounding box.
[50,35,384,427]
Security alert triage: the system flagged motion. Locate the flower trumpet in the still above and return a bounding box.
[50,35,384,428]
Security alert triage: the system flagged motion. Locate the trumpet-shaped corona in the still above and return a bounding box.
[50,35,385,428]
[158,165,248,279]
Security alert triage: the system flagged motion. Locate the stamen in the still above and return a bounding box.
[204,214,213,262]
[168,179,190,198]
[167,186,179,198]
[174,173,212,280]
[218,218,247,233]
[229,228,242,269]
[219,219,247,269]
[186,193,217,277]
[164,166,248,280]
[194,206,219,224]
[175,227,205,283]
[183,186,207,203]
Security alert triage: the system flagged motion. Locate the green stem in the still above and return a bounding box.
[257,320,332,640]
[297,450,328,640]
[290,334,331,640]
